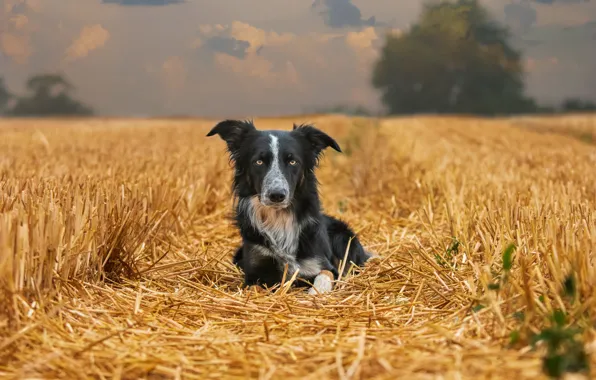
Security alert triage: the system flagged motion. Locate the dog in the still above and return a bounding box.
[207,119,371,294]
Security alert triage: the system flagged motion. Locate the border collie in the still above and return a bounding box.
[207,119,371,294]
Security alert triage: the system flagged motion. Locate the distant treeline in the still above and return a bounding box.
[1,0,595,118]
[307,98,596,118]
[0,75,93,117]
[315,0,596,117]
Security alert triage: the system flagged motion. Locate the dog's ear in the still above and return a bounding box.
[292,123,341,155]
[207,119,256,156]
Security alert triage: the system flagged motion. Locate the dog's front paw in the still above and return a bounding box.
[307,270,334,295]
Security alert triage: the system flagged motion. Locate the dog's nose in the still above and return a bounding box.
[268,191,286,203]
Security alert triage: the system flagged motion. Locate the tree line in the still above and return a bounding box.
[0,75,93,117]
[1,0,594,118]
[369,0,596,116]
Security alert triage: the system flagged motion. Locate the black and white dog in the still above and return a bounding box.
[207,119,371,294]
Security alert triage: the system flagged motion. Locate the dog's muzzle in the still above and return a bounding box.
[261,188,290,208]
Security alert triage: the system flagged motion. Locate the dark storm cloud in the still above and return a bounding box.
[204,36,251,59]
[102,0,184,5]
[311,0,376,28]
[504,2,537,33]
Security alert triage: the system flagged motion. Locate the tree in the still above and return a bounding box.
[9,74,93,116]
[561,98,596,112]
[372,0,537,115]
[0,77,12,114]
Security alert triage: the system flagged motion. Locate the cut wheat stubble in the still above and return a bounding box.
[0,114,595,379]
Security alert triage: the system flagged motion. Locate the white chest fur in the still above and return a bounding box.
[240,197,321,277]
[243,196,299,255]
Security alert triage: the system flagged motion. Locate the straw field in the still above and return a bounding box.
[1,114,595,379]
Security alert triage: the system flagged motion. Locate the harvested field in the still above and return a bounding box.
[1,114,596,379]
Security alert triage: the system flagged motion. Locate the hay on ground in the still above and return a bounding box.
[1,114,595,379]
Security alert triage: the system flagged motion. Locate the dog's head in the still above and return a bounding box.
[207,120,341,209]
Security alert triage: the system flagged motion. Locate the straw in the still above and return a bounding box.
[1,114,595,379]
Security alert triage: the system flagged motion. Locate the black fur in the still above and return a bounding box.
[207,119,371,290]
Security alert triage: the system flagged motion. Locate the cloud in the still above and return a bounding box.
[184,21,381,114]
[65,24,110,62]
[213,53,301,88]
[8,14,29,30]
[0,33,32,64]
[24,0,43,12]
[311,0,377,28]
[192,23,301,87]
[345,26,378,51]
[102,0,184,5]
[193,22,294,57]
[203,36,250,59]
[3,0,43,14]
[499,0,593,33]
[504,2,537,33]
[3,0,594,118]
[0,1,40,64]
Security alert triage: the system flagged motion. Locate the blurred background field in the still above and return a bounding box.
[1,114,595,379]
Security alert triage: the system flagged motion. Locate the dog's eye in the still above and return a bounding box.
[289,160,297,166]
[255,160,264,166]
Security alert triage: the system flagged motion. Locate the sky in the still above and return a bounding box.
[1,0,595,117]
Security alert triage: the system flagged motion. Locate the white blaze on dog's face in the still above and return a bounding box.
[206,120,342,209]
[250,132,305,209]
[260,135,290,207]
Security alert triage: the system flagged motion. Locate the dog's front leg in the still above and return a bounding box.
[307,270,335,295]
